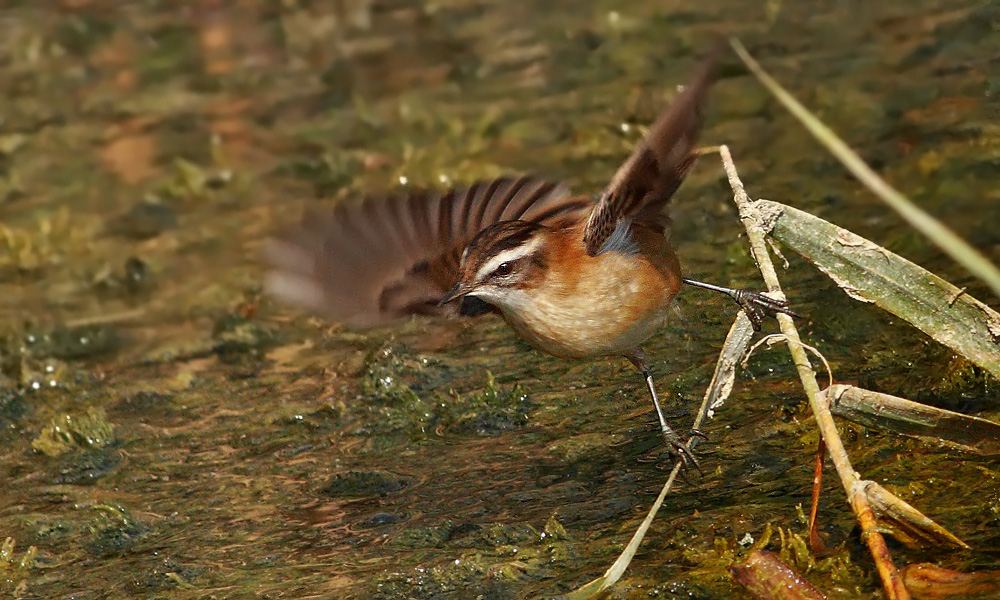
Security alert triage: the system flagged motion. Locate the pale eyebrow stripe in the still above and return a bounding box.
[474,236,543,283]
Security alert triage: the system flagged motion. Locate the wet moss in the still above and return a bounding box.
[664,522,869,597]
[31,407,115,457]
[379,515,575,597]
[0,537,36,597]
[0,386,29,436]
[272,151,361,198]
[356,345,534,443]
[359,342,437,401]
[389,522,454,550]
[85,504,150,559]
[129,557,203,593]
[52,446,122,485]
[212,310,278,361]
[0,207,90,278]
[321,470,414,498]
[356,342,452,440]
[109,197,178,240]
[373,558,492,600]
[22,323,122,361]
[17,357,71,392]
[17,514,77,547]
[452,372,533,436]
[449,522,538,550]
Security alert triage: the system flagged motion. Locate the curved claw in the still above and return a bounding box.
[730,289,800,332]
[663,432,704,476]
[689,427,710,441]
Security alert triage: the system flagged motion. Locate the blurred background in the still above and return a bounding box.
[0,1,997,598]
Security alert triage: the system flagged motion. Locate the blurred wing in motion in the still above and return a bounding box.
[264,175,593,326]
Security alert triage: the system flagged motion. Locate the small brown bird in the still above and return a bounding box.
[264,47,792,467]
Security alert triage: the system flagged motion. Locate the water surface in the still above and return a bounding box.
[1,1,998,598]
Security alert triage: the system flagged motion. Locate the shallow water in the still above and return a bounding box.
[1,1,998,598]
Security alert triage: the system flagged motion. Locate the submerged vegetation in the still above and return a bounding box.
[0,0,996,598]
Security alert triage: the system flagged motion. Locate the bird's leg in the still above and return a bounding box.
[682,278,799,331]
[625,349,704,473]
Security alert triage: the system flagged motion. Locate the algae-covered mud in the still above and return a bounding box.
[1,1,998,598]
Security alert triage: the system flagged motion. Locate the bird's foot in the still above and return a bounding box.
[728,289,799,331]
[681,278,799,331]
[662,429,704,476]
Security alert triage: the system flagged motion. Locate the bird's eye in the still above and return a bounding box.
[494,262,512,277]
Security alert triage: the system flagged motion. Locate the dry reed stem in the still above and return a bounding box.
[718,144,910,600]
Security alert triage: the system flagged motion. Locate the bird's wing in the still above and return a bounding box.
[263,175,592,326]
[582,46,720,256]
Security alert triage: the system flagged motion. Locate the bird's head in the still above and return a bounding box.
[439,220,550,312]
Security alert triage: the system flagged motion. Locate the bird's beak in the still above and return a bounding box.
[438,282,472,306]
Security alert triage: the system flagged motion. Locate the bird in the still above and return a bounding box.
[262,46,794,469]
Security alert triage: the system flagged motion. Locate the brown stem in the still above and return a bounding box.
[808,437,827,555]
[718,144,910,600]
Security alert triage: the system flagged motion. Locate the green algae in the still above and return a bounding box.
[0,537,36,598]
[0,207,94,278]
[453,371,534,436]
[31,406,115,457]
[0,1,994,598]
[0,385,29,435]
[52,446,122,485]
[211,310,278,361]
[356,342,535,443]
[82,504,151,559]
[322,470,414,498]
[379,514,577,598]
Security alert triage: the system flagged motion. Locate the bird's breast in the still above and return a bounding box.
[498,249,679,359]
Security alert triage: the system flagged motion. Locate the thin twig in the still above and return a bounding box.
[744,334,835,390]
[730,37,1000,299]
[564,312,757,598]
[718,144,910,600]
[65,308,147,328]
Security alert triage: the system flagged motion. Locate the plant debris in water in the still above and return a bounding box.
[0,1,996,598]
[31,407,115,457]
[0,537,36,598]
